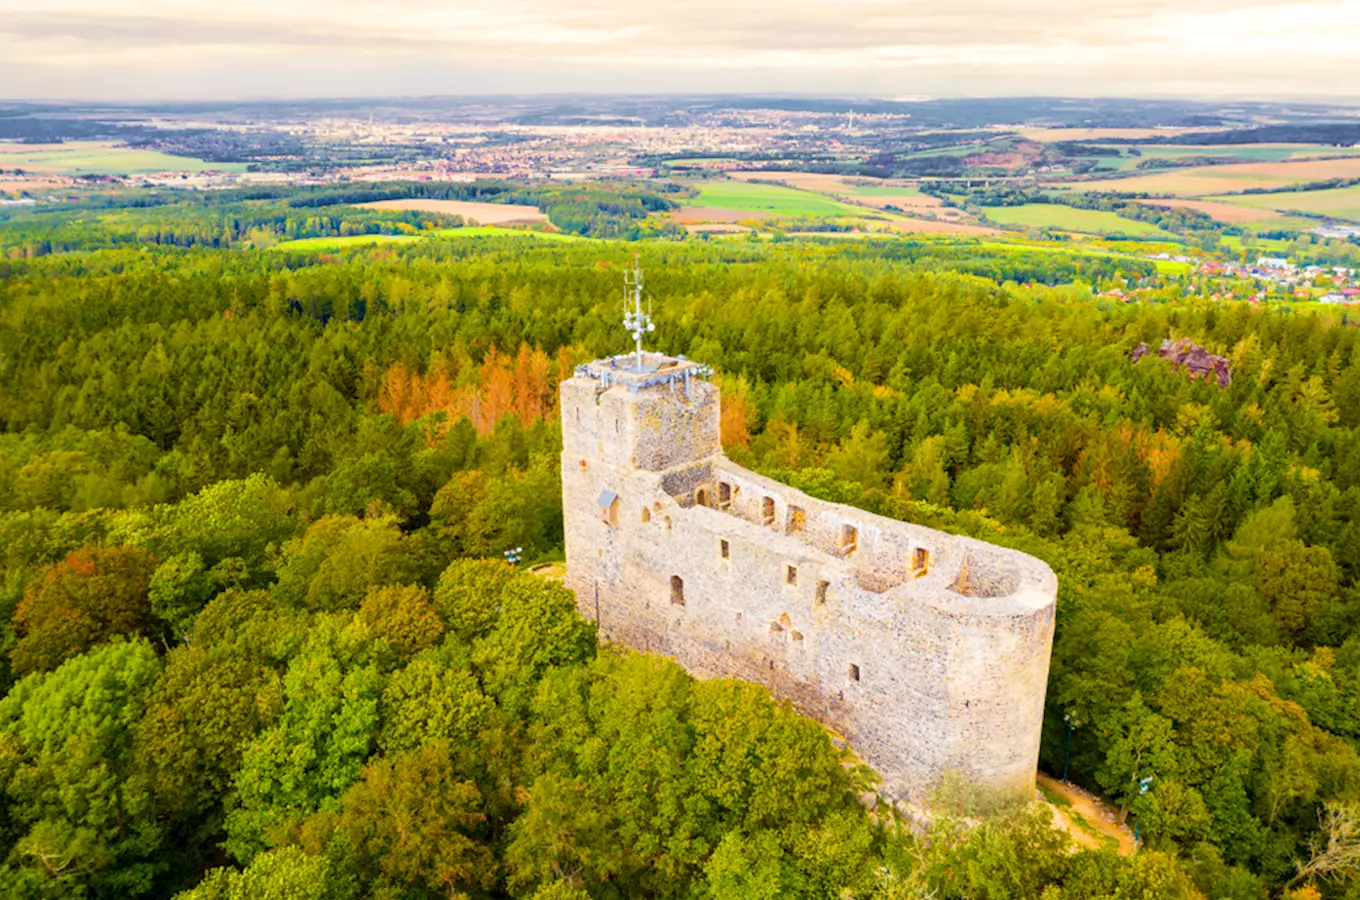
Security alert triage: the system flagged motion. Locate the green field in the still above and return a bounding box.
[1208,186,1360,223]
[429,226,584,242]
[982,204,1178,239]
[1220,234,1295,254]
[842,183,926,197]
[689,182,863,216]
[0,142,249,175]
[273,234,421,251]
[1088,144,1360,173]
[274,226,585,252]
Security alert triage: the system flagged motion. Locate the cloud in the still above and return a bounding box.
[0,0,1357,100]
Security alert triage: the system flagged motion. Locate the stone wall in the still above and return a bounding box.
[561,354,1057,806]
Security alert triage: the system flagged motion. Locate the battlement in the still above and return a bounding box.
[560,354,1057,807]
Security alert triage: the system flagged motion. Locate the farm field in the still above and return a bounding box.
[1131,144,1360,163]
[723,172,940,212]
[273,226,584,251]
[358,198,547,224]
[842,183,926,197]
[982,204,1177,239]
[671,207,759,225]
[1220,234,1296,254]
[1132,198,1285,224]
[687,181,863,216]
[429,226,583,241]
[1095,145,1360,174]
[972,240,1194,274]
[1017,127,1199,142]
[272,234,420,251]
[0,141,247,174]
[1072,157,1360,196]
[1207,185,1360,222]
[877,216,998,235]
[724,171,853,192]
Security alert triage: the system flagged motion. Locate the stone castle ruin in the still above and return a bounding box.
[560,265,1057,805]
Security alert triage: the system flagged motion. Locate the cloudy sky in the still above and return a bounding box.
[1,0,1358,102]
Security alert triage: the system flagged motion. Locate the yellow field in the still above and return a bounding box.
[1132,198,1284,224]
[1075,157,1360,197]
[1209,185,1360,222]
[358,198,547,224]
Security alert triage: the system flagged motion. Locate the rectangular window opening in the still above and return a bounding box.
[839,524,858,556]
[718,482,732,509]
[816,580,829,606]
[786,565,798,587]
[720,539,730,560]
[786,505,806,535]
[849,664,860,682]
[761,496,776,526]
[913,547,930,575]
[670,575,685,606]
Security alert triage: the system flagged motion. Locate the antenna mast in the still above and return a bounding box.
[621,253,653,372]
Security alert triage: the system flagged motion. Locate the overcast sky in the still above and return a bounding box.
[1,0,1358,102]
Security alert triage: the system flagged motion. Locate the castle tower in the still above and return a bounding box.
[560,268,1057,808]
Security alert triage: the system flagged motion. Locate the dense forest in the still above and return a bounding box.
[4,228,1360,898]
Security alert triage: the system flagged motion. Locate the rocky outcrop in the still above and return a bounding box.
[1132,338,1231,388]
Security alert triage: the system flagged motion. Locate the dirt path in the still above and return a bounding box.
[1037,773,1136,856]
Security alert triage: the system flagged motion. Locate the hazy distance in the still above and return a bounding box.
[1,0,1359,103]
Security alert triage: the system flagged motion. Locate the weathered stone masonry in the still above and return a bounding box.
[561,352,1058,805]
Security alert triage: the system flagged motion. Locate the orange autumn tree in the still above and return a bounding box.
[12,544,158,676]
[713,373,754,449]
[379,345,584,437]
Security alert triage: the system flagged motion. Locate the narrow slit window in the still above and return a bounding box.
[786,565,798,586]
[913,547,930,574]
[670,575,685,606]
[720,539,730,559]
[762,496,776,526]
[816,580,829,606]
[578,459,588,471]
[848,664,860,682]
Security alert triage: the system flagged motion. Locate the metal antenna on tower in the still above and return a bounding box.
[621,253,653,373]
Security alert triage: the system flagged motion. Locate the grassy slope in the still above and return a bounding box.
[982,204,1177,239]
